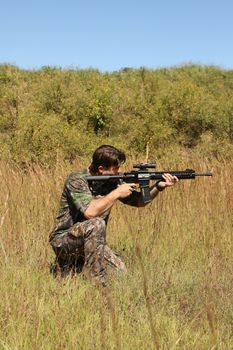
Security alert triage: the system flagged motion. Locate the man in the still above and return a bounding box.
[49,145,178,286]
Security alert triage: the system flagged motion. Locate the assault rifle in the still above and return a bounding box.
[86,163,213,204]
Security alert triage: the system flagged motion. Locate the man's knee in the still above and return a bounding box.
[88,217,106,233]
[84,217,106,247]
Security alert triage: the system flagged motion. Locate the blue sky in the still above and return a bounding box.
[1,0,233,71]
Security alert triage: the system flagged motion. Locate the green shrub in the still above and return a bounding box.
[0,64,232,165]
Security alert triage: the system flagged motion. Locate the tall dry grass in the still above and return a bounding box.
[0,156,232,349]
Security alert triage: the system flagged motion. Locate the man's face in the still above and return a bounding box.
[97,165,120,175]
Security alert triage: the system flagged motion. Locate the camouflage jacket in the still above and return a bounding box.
[50,168,141,238]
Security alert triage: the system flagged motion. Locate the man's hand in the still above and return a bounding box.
[84,183,137,218]
[115,183,137,198]
[157,173,179,189]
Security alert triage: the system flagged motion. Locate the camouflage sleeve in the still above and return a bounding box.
[119,190,142,207]
[66,174,93,214]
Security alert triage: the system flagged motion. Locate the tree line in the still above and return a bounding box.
[0,64,232,165]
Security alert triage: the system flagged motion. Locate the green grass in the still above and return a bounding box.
[0,158,232,349]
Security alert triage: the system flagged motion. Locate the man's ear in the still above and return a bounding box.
[97,165,105,174]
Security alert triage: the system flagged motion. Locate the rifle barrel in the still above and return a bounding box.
[195,172,213,176]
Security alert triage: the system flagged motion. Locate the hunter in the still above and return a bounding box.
[49,144,178,286]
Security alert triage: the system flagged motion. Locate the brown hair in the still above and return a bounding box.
[89,145,126,173]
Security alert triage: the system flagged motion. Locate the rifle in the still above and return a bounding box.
[86,163,213,204]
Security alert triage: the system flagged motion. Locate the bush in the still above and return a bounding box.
[0,64,232,165]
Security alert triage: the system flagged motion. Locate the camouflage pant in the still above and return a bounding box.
[50,217,126,285]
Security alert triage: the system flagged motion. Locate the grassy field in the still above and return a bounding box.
[0,157,232,349]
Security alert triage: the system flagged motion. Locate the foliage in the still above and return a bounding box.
[0,64,232,165]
